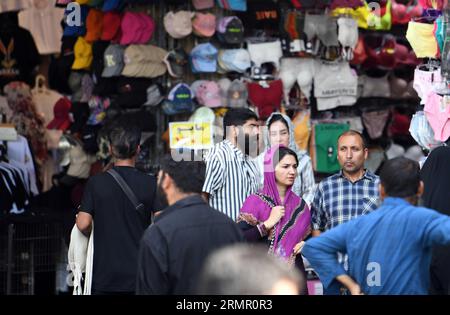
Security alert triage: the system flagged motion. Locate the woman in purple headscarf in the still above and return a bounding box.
[238,145,311,294]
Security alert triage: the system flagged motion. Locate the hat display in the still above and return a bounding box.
[102,44,125,77]
[114,77,153,109]
[193,12,216,38]
[85,8,103,42]
[144,84,165,106]
[164,11,195,39]
[122,45,168,78]
[226,79,248,108]
[47,97,72,130]
[216,16,244,44]
[190,43,218,73]
[189,106,216,123]
[218,49,251,73]
[196,81,222,108]
[120,12,155,45]
[101,11,121,41]
[72,36,93,70]
[163,48,188,78]
[190,80,209,97]
[162,83,195,115]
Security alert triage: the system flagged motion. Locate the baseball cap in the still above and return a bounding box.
[216,16,244,44]
[189,106,216,123]
[122,45,168,78]
[114,77,152,109]
[162,83,195,115]
[72,36,93,70]
[190,80,209,97]
[226,79,248,108]
[192,0,215,10]
[85,8,103,42]
[190,43,218,73]
[47,97,73,130]
[63,5,89,37]
[102,44,125,77]
[163,48,188,78]
[216,0,247,11]
[164,11,195,39]
[101,11,121,41]
[193,12,216,38]
[135,13,155,44]
[196,81,222,108]
[144,84,164,106]
[218,49,251,73]
[120,12,155,45]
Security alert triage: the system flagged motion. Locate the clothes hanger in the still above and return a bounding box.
[33,74,50,95]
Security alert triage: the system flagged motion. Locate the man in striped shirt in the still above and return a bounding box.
[203,108,261,221]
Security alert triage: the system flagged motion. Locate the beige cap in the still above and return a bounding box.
[122,45,168,78]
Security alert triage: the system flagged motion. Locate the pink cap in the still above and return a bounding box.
[193,12,216,38]
[135,13,155,44]
[120,12,154,45]
[192,0,215,10]
[196,81,222,108]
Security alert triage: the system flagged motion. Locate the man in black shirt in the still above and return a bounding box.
[76,119,158,295]
[136,154,244,295]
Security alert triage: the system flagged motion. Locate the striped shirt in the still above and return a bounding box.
[203,140,260,221]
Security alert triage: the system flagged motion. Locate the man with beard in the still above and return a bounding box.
[136,155,244,295]
[310,130,380,293]
[303,157,450,295]
[202,108,261,221]
[76,119,158,295]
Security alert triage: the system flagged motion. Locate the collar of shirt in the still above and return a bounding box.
[336,169,377,183]
[156,194,205,222]
[381,197,412,208]
[223,139,246,161]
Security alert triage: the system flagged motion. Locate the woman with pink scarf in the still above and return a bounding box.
[237,145,311,294]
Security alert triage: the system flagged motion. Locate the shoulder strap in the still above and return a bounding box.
[107,169,146,216]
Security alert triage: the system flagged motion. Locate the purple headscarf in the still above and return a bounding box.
[239,145,311,261]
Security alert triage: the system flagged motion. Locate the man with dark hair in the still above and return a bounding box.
[302,157,450,295]
[136,154,244,295]
[203,108,261,220]
[310,129,379,294]
[312,130,378,238]
[76,119,158,295]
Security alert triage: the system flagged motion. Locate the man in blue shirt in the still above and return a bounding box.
[303,157,450,295]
